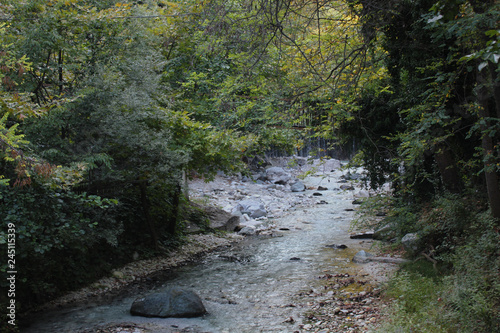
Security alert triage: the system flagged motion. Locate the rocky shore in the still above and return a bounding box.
[25,157,402,333]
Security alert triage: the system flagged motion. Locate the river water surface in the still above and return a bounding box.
[23,172,373,333]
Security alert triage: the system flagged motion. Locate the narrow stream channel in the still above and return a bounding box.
[23,172,373,333]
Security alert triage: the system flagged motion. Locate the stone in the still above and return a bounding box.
[265,167,292,185]
[290,180,306,192]
[312,192,323,196]
[401,233,420,255]
[204,206,240,232]
[130,287,206,318]
[355,190,370,198]
[317,186,328,191]
[373,224,396,241]
[342,172,362,180]
[340,184,354,191]
[325,244,348,249]
[235,199,267,218]
[112,270,125,279]
[352,250,374,263]
[238,226,257,236]
[308,158,342,172]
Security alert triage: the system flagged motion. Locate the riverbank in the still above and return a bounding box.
[23,159,401,333]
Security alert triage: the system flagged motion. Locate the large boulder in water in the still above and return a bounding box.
[130,287,206,318]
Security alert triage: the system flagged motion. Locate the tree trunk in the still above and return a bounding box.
[168,183,182,235]
[434,143,462,194]
[477,69,500,221]
[58,50,63,95]
[139,182,159,250]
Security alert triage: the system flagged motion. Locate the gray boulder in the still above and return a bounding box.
[319,159,342,171]
[238,226,257,236]
[340,184,354,191]
[401,233,421,255]
[352,250,374,263]
[290,181,306,192]
[265,167,292,185]
[373,223,396,241]
[342,172,362,180]
[235,199,267,218]
[130,287,206,318]
[204,206,240,232]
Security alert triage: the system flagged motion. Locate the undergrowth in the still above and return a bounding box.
[359,194,500,333]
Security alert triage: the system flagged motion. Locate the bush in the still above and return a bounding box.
[442,215,500,332]
[377,270,449,333]
[375,195,500,333]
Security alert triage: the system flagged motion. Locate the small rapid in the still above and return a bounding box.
[23,172,374,333]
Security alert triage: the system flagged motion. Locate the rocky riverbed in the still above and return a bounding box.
[23,157,402,333]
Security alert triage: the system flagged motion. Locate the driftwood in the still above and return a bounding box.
[350,232,374,239]
[366,257,410,264]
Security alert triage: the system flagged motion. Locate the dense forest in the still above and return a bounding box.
[0,0,499,331]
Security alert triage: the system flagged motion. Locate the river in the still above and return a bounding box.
[22,171,381,333]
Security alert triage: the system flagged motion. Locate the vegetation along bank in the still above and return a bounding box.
[0,0,498,332]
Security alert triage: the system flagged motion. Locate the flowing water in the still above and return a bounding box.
[23,172,372,333]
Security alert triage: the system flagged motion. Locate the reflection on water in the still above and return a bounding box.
[23,174,367,333]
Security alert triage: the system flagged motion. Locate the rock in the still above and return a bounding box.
[401,233,420,255]
[265,167,292,185]
[235,199,267,218]
[290,181,306,192]
[289,257,301,260]
[256,172,267,182]
[322,158,341,171]
[373,224,396,241]
[325,244,348,249]
[130,287,206,318]
[342,172,362,180]
[246,155,271,170]
[238,226,257,236]
[352,199,363,205]
[352,250,374,263]
[355,190,370,198]
[112,270,125,279]
[185,204,240,233]
[204,206,240,232]
[291,156,308,166]
[340,184,354,191]
[317,186,328,191]
[312,192,323,196]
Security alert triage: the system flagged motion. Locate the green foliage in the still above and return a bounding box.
[377,271,449,333]
[443,221,500,332]
[0,185,120,305]
[373,190,499,332]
